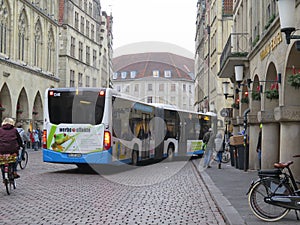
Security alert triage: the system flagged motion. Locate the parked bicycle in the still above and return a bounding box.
[18,147,28,169]
[0,154,17,195]
[247,155,300,222]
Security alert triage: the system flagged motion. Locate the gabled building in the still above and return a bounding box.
[112,42,195,111]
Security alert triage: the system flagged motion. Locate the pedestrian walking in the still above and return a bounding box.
[26,128,31,148]
[203,128,215,168]
[33,130,40,151]
[36,127,42,148]
[215,132,223,169]
[256,124,262,170]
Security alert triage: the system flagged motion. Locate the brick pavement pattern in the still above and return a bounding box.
[0,150,226,225]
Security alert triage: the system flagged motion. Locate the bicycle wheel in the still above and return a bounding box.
[248,177,291,222]
[221,150,230,163]
[19,150,28,169]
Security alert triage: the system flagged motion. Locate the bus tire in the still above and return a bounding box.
[167,145,174,161]
[132,149,139,166]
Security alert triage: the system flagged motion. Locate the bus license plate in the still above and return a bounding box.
[68,153,82,158]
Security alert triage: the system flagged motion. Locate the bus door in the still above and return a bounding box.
[178,112,188,156]
[153,107,164,160]
[140,113,150,159]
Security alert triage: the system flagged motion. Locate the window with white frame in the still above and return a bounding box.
[171,83,176,92]
[134,84,139,92]
[86,20,90,38]
[121,72,127,79]
[86,76,90,87]
[78,72,83,87]
[70,70,75,87]
[164,70,172,78]
[86,46,90,65]
[75,12,79,30]
[130,71,137,78]
[125,86,129,92]
[147,96,153,103]
[92,78,96,87]
[153,70,159,77]
[113,72,118,80]
[78,41,83,61]
[148,83,153,91]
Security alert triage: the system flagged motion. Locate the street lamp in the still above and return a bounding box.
[235,65,244,87]
[277,0,300,44]
[222,81,234,99]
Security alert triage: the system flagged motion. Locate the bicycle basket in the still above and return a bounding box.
[0,154,18,165]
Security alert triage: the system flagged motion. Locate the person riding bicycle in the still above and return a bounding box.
[0,118,24,178]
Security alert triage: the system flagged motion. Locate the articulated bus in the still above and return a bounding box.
[42,88,215,167]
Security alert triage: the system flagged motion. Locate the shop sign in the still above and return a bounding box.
[260,32,282,61]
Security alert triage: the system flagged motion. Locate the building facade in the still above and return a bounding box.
[0,0,60,129]
[58,0,113,88]
[0,0,112,130]
[195,0,233,131]
[218,0,300,177]
[112,42,195,111]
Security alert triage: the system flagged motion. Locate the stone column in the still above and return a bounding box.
[258,110,280,169]
[247,113,260,170]
[275,106,300,178]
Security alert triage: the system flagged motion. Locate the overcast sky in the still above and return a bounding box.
[101,0,197,54]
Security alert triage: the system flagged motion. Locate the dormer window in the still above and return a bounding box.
[164,70,172,78]
[113,72,118,80]
[121,71,127,79]
[130,71,137,78]
[153,70,159,77]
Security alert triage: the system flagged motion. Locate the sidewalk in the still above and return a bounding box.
[193,158,298,225]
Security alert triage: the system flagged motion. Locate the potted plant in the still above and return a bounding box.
[287,73,300,89]
[241,97,249,104]
[265,82,279,100]
[231,102,239,109]
[251,91,261,101]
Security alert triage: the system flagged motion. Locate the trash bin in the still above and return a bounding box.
[229,145,235,167]
[237,145,249,170]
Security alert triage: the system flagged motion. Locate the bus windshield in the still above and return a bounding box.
[48,89,105,125]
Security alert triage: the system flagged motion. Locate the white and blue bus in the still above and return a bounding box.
[42,88,215,167]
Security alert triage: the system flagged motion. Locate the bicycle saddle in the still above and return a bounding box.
[274,161,293,168]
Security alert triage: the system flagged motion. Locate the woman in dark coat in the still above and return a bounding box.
[0,118,23,178]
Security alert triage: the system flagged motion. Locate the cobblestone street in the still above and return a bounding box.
[0,150,226,225]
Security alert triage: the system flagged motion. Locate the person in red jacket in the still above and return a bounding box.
[0,118,23,178]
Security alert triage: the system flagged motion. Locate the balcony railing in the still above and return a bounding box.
[220,33,249,69]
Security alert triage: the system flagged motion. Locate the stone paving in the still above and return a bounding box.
[0,150,227,225]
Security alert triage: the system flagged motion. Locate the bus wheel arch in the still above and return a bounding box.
[167,143,175,160]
